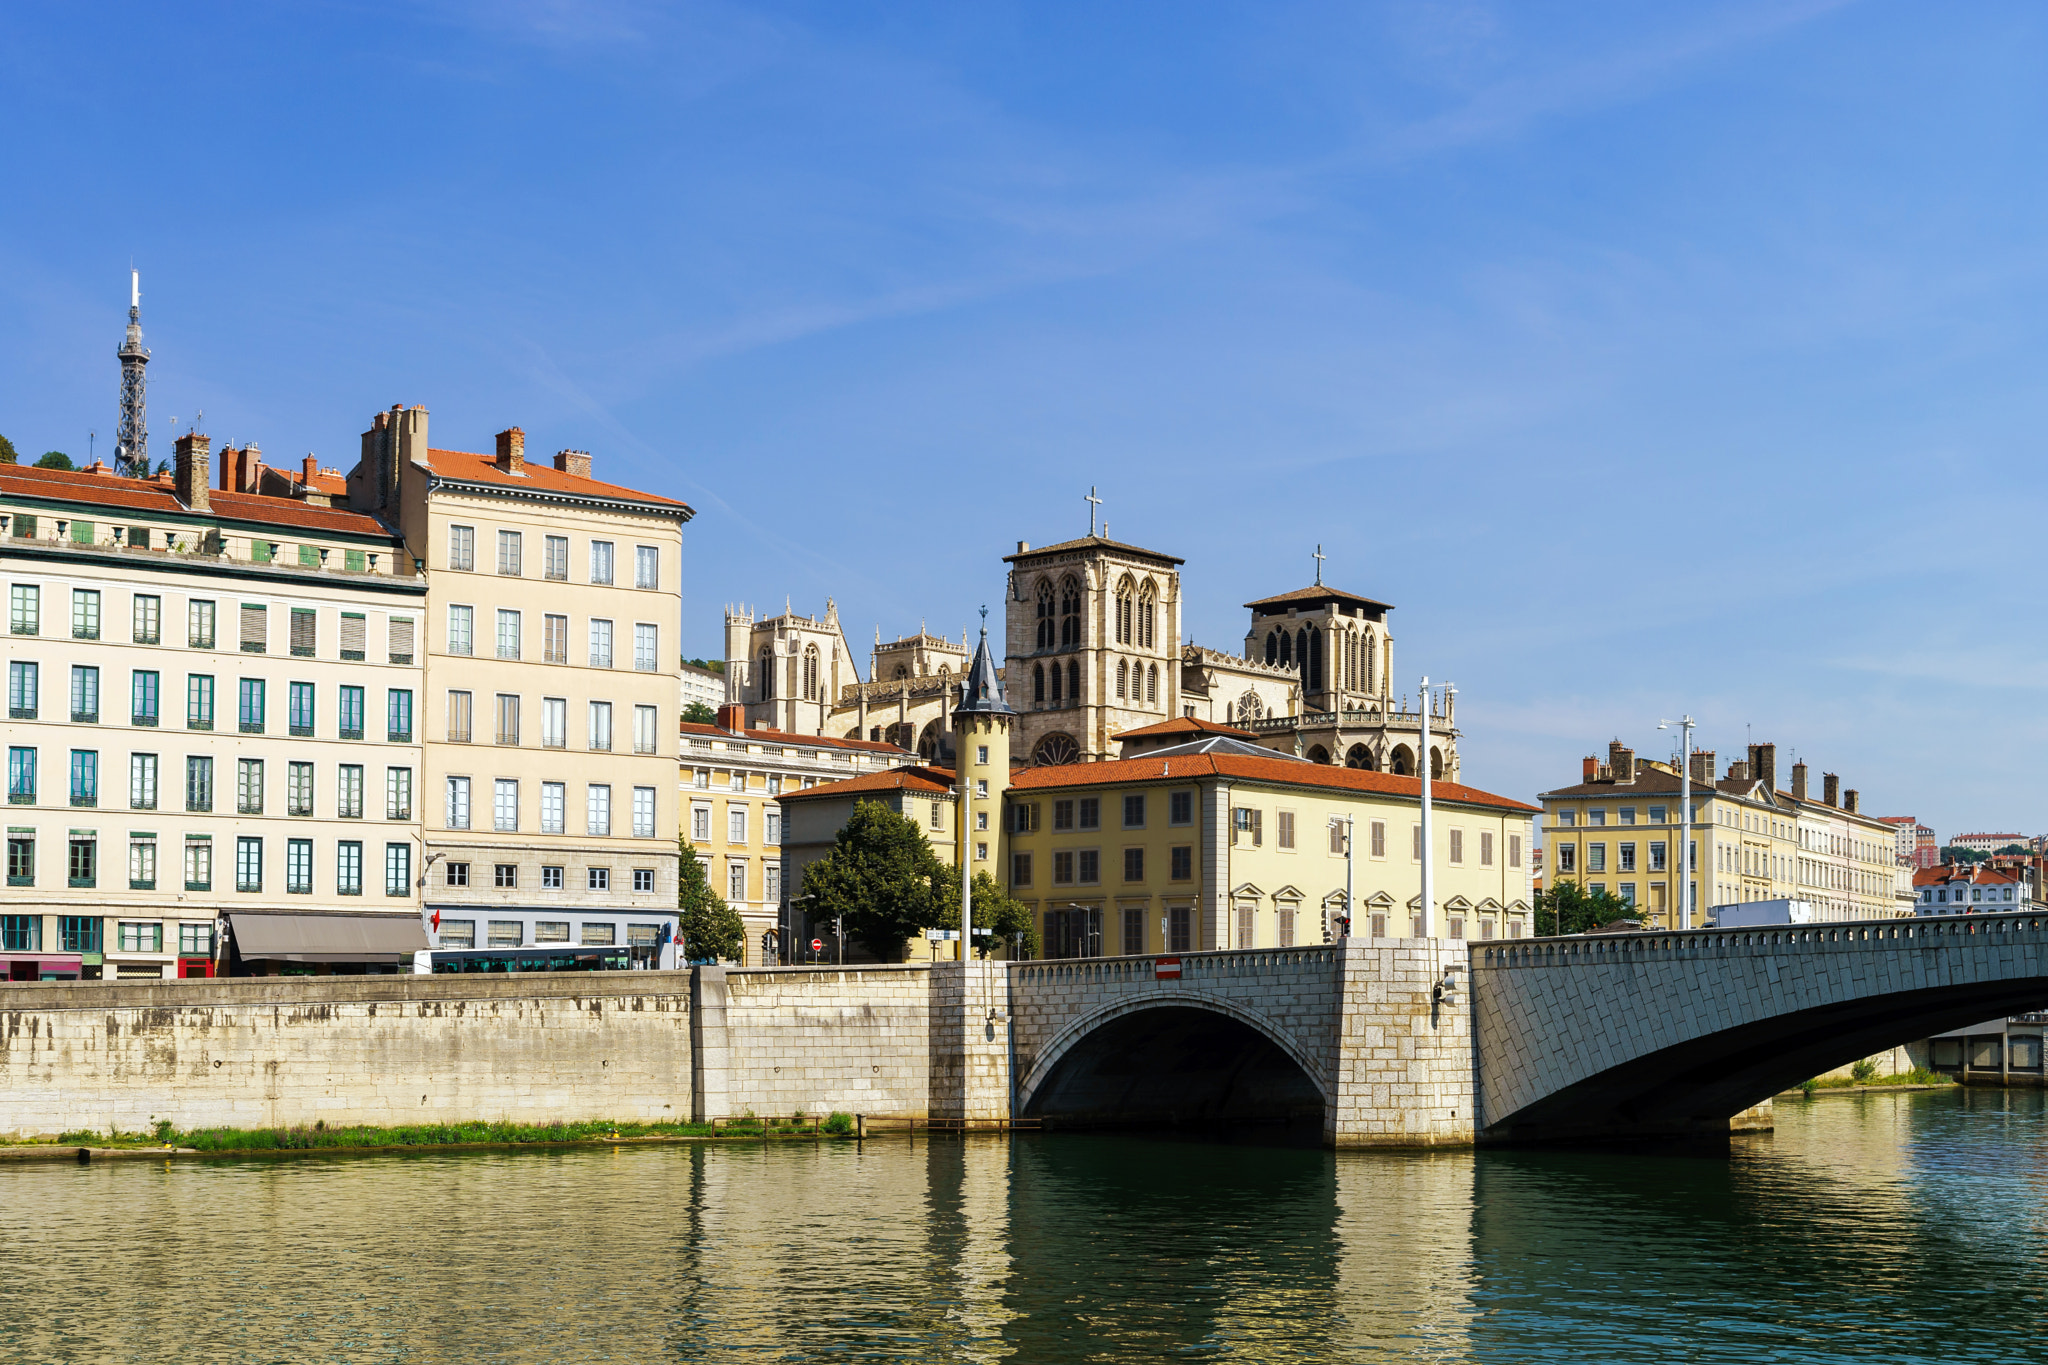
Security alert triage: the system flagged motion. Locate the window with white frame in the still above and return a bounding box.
[130,753,158,810]
[765,808,781,844]
[728,805,747,844]
[337,764,364,819]
[493,778,518,831]
[633,787,656,838]
[541,697,567,749]
[447,605,473,656]
[449,525,475,571]
[386,767,412,820]
[587,784,611,836]
[541,781,565,834]
[496,609,521,660]
[634,623,658,672]
[635,546,658,590]
[691,805,711,841]
[589,619,613,668]
[728,861,746,901]
[496,530,522,576]
[634,704,658,755]
[588,701,612,752]
[589,541,614,585]
[543,535,568,581]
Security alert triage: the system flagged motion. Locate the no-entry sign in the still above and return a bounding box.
[1155,956,1181,979]
[811,938,824,953]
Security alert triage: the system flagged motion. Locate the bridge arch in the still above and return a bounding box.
[1017,994,1330,1129]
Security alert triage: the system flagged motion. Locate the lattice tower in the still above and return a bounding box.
[115,269,149,478]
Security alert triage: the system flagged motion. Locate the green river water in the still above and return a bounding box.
[1,1087,2043,1363]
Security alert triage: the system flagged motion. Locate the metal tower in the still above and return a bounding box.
[115,269,149,478]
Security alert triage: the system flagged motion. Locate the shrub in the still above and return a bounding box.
[1851,1059,1879,1083]
[822,1112,855,1136]
[1799,1078,1819,1096]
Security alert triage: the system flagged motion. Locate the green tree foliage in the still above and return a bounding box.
[1941,846,1989,864]
[1534,882,1640,936]
[35,451,73,470]
[800,800,952,959]
[681,657,725,674]
[1995,843,2031,857]
[0,433,17,463]
[677,839,745,962]
[682,701,718,725]
[939,870,1040,959]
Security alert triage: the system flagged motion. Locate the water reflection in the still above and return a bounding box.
[0,1091,2042,1362]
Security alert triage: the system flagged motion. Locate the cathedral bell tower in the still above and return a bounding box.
[953,609,1015,954]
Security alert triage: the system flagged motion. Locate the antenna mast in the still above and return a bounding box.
[115,269,150,478]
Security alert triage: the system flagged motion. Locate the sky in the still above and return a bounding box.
[3,0,2045,838]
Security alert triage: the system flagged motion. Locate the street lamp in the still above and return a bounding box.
[1659,716,1696,930]
[1063,903,1098,959]
[786,892,818,964]
[1327,813,1354,941]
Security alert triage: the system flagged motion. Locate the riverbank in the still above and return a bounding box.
[1777,1069,1957,1099]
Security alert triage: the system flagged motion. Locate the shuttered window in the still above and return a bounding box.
[238,604,266,653]
[388,616,415,665]
[340,612,367,661]
[543,614,567,665]
[289,608,317,657]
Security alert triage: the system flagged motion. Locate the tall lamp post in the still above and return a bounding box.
[1659,716,1696,930]
[787,892,817,964]
[1418,675,1433,939]
[1327,814,1354,941]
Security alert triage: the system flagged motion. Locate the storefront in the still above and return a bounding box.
[424,907,678,970]
[223,911,431,976]
[1,952,84,982]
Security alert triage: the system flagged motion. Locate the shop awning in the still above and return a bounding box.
[227,913,429,963]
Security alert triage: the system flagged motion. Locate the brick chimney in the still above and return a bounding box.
[302,455,319,486]
[1823,772,1840,807]
[1751,743,1776,792]
[1726,759,1750,782]
[495,428,525,475]
[174,432,211,513]
[1583,755,1599,782]
[1690,749,1715,784]
[1608,740,1635,784]
[1844,788,1859,814]
[553,449,591,480]
[1791,761,1808,800]
[716,702,747,733]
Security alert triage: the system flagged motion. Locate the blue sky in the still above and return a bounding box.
[4,1,2045,837]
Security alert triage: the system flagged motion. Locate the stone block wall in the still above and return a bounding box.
[719,965,935,1119]
[1327,940,1475,1148]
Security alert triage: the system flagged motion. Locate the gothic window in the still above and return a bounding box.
[757,648,773,702]
[1117,659,1128,699]
[1066,659,1080,701]
[1390,745,1413,776]
[1059,575,1082,648]
[1236,690,1264,724]
[893,665,909,680]
[918,721,943,762]
[1035,579,1055,650]
[1296,628,1311,686]
[1050,660,1062,702]
[1365,632,1376,691]
[1265,631,1277,666]
[803,646,820,700]
[1146,663,1158,704]
[1308,745,1331,764]
[1138,582,1156,649]
[1345,744,1376,771]
[1279,632,1292,667]
[937,665,950,677]
[1308,629,1324,693]
[1430,746,1443,780]
[1033,664,1045,704]
[1033,732,1081,766]
[885,721,914,750]
[1114,575,1135,646]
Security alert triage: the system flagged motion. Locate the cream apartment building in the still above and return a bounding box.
[2,437,425,979]
[350,407,692,958]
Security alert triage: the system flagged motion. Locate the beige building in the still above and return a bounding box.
[681,704,913,965]
[2,438,425,979]
[347,408,691,959]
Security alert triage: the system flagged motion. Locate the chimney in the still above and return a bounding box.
[1726,760,1749,782]
[240,442,263,493]
[1608,740,1635,783]
[495,428,525,475]
[553,449,591,480]
[1844,788,1859,814]
[302,455,319,487]
[1583,755,1599,782]
[715,702,746,733]
[1690,748,1715,784]
[174,432,211,513]
[1017,541,1031,554]
[1823,773,1840,807]
[1791,762,1808,800]
[1752,743,1776,792]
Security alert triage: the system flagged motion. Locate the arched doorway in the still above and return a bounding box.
[1021,1005,1325,1131]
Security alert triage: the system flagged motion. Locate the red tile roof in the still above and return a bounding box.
[1011,754,1539,814]
[1116,716,1258,741]
[422,448,693,514]
[0,461,396,537]
[776,766,956,801]
[1914,864,2024,887]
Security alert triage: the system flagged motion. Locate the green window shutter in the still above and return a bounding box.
[252,540,274,564]
[298,544,319,567]
[70,521,94,545]
[345,549,366,573]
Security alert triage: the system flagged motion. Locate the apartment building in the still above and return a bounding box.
[681,704,913,964]
[1913,862,2036,913]
[351,407,692,958]
[2,437,425,979]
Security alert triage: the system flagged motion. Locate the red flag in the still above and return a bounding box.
[430,908,441,931]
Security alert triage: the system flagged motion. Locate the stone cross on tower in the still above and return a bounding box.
[1086,486,1102,537]
[1313,543,1326,586]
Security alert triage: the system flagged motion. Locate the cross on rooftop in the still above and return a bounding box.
[1313,543,1325,586]
[1086,486,1102,536]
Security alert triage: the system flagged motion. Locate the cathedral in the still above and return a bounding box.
[723,528,1460,780]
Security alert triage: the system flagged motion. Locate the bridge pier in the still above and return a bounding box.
[1325,940,1475,1148]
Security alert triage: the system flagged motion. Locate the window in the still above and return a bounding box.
[447,690,473,744]
[4,835,32,887]
[729,770,745,793]
[1012,852,1033,886]
[186,674,214,730]
[1510,834,1522,869]
[1123,794,1146,828]
[448,604,474,656]
[449,524,475,571]
[446,861,470,887]
[8,660,36,719]
[185,755,214,812]
[635,545,658,590]
[765,807,781,844]
[537,696,567,749]
[1078,849,1100,884]
[494,778,519,832]
[1588,843,1607,873]
[633,787,657,839]
[1170,791,1193,826]
[237,678,266,734]
[1619,807,1636,826]
[388,616,414,664]
[239,603,266,653]
[541,869,565,892]
[1619,841,1637,872]
[290,607,317,657]
[128,838,156,890]
[1588,809,1606,827]
[1557,808,1577,828]
[728,805,747,843]
[9,584,40,635]
[691,805,711,841]
[494,863,518,889]
[285,838,313,894]
[486,919,522,948]
[233,758,263,814]
[635,868,656,894]
[634,705,658,755]
[437,920,476,949]
[588,867,611,892]
[7,746,35,804]
[446,776,471,829]
[542,781,566,834]
[1481,831,1495,867]
[1171,845,1192,880]
[728,862,746,900]
[495,693,521,746]
[1371,820,1386,858]
[1649,806,1667,824]
[544,535,569,580]
[588,701,612,752]
[1278,811,1295,850]
[188,599,215,649]
[289,681,316,736]
[1079,798,1100,830]
[72,588,101,640]
[385,844,411,896]
[57,914,101,952]
[634,624,658,672]
[1123,847,1144,882]
[236,836,263,892]
[543,613,568,664]
[1650,841,1668,872]
[280,760,313,816]
[930,800,944,829]
[133,594,160,644]
[178,922,213,955]
[589,540,614,585]
[496,609,521,660]
[130,753,158,810]
[587,784,611,836]
[69,749,98,807]
[1557,844,1577,873]
[117,922,161,953]
[497,529,523,576]
[1449,829,1464,864]
[386,767,413,820]
[71,665,99,722]
[1052,851,1075,884]
[589,619,614,668]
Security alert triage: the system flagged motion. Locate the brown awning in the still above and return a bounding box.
[227,912,429,963]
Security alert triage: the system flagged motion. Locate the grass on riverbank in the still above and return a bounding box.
[1797,1067,1955,1094]
[52,1112,859,1151]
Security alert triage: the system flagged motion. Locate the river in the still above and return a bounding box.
[1,1088,2043,1363]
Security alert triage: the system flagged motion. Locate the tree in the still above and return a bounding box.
[1996,844,2031,857]
[35,451,72,471]
[800,800,952,959]
[681,657,725,674]
[939,870,1040,959]
[0,433,17,463]
[1535,882,1640,936]
[677,839,744,963]
[1941,846,1988,865]
[682,701,718,725]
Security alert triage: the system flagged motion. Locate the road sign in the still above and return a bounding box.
[1155,956,1181,979]
[811,938,824,953]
